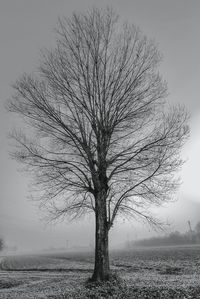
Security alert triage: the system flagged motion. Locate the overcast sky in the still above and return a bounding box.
[1,0,200,251]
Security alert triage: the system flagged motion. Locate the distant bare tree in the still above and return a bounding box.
[195,222,200,235]
[8,8,189,281]
[0,238,3,251]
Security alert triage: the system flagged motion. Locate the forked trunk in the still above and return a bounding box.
[92,192,110,281]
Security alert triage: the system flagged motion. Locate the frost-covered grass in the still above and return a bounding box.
[0,245,200,298]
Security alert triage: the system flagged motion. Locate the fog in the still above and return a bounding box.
[1,0,200,253]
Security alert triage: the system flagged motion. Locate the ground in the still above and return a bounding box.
[0,245,200,298]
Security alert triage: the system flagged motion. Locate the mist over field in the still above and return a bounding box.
[2,197,200,253]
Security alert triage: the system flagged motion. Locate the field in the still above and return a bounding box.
[0,245,200,298]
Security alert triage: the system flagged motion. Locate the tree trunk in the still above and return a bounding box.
[92,192,110,281]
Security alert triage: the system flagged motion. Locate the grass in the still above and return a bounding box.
[0,245,200,298]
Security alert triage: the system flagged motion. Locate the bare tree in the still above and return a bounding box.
[8,8,189,281]
[195,222,200,235]
[0,238,3,251]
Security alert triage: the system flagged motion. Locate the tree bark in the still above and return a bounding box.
[92,191,110,281]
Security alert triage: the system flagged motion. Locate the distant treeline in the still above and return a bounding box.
[130,222,200,247]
